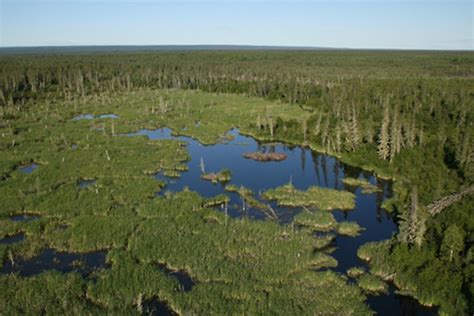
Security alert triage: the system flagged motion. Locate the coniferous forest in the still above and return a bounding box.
[0,49,473,315]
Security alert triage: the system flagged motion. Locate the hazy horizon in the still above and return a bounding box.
[0,44,472,52]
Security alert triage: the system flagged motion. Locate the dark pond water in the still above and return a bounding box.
[18,163,38,174]
[157,263,195,292]
[1,248,109,277]
[126,128,436,315]
[141,297,176,316]
[10,214,41,222]
[0,233,25,245]
[367,283,438,316]
[72,113,120,120]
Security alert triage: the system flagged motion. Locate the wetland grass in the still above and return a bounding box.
[163,170,181,178]
[0,272,104,314]
[336,221,364,237]
[0,88,396,314]
[357,274,389,295]
[202,194,230,208]
[347,266,366,278]
[313,234,336,250]
[262,183,356,210]
[293,211,337,232]
[225,184,267,211]
[201,169,232,184]
[342,177,380,194]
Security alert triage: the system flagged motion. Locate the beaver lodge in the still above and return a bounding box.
[242,152,287,162]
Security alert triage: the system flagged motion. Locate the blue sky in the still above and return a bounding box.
[0,0,472,49]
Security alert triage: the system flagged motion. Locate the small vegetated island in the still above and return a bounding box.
[342,177,380,194]
[0,49,473,315]
[262,183,356,210]
[201,169,232,184]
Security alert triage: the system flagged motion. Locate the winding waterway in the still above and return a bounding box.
[127,127,437,316]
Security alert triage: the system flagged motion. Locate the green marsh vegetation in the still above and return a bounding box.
[347,266,366,278]
[262,183,356,210]
[357,274,389,295]
[293,210,337,232]
[342,177,380,194]
[313,234,336,250]
[0,50,473,314]
[0,87,371,313]
[224,184,270,213]
[201,168,232,184]
[336,221,364,237]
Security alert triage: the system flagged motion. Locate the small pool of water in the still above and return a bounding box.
[125,127,436,315]
[0,233,25,245]
[78,179,96,189]
[18,163,38,174]
[97,114,119,119]
[1,248,109,277]
[10,214,41,222]
[141,297,176,316]
[72,113,119,120]
[72,114,95,120]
